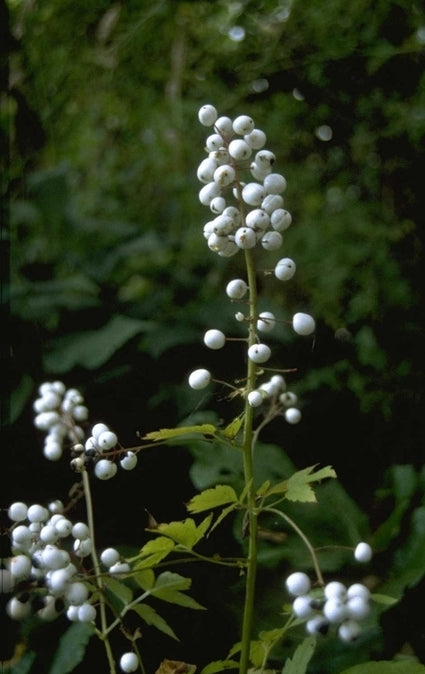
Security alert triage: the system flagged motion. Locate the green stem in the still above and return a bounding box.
[82,470,117,674]
[239,248,260,674]
[264,507,324,585]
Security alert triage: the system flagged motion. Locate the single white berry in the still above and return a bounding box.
[65,581,89,606]
[9,555,32,580]
[261,194,283,214]
[8,502,28,522]
[292,312,316,336]
[206,133,224,151]
[292,595,314,619]
[257,311,276,332]
[210,196,226,214]
[11,525,32,546]
[228,138,252,160]
[213,164,235,187]
[109,561,130,577]
[120,451,138,471]
[285,408,302,424]
[204,329,226,350]
[72,522,90,540]
[199,181,221,206]
[197,157,218,183]
[242,182,265,206]
[43,442,63,461]
[235,227,256,249]
[97,430,118,451]
[285,571,311,596]
[247,390,263,407]
[101,547,120,567]
[245,209,269,231]
[120,652,139,673]
[346,583,370,601]
[274,258,296,281]
[279,391,298,406]
[306,615,330,636]
[263,172,287,194]
[7,596,31,620]
[27,504,49,523]
[198,104,217,126]
[226,279,248,299]
[261,231,283,251]
[188,369,211,390]
[324,581,347,600]
[244,128,266,149]
[214,116,233,137]
[77,602,97,622]
[232,115,255,135]
[92,423,110,438]
[323,597,347,624]
[94,459,118,480]
[346,596,370,620]
[248,343,271,364]
[338,619,361,643]
[271,209,292,231]
[255,150,276,169]
[354,542,373,563]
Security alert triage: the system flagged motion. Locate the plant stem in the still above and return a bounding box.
[82,470,117,674]
[239,248,259,674]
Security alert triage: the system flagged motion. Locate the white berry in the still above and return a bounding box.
[8,502,28,522]
[198,104,217,126]
[292,312,315,336]
[188,368,211,390]
[247,390,263,407]
[354,542,373,563]
[285,408,302,424]
[226,279,248,299]
[77,602,97,622]
[120,451,138,471]
[120,652,139,672]
[248,343,271,364]
[285,571,311,596]
[101,547,120,567]
[94,459,118,480]
[204,329,226,350]
[97,430,118,451]
[275,258,296,281]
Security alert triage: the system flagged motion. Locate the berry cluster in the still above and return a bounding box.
[5,499,132,626]
[33,381,137,478]
[197,104,291,257]
[189,105,315,418]
[285,543,373,643]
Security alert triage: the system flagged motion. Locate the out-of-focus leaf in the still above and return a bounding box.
[44,314,149,372]
[48,622,94,674]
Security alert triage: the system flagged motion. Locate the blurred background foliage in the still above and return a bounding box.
[2,0,425,671]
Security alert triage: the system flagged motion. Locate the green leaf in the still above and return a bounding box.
[208,503,239,535]
[143,424,217,441]
[221,415,244,439]
[281,635,316,674]
[200,660,240,674]
[136,536,176,569]
[267,465,336,503]
[102,576,133,608]
[48,623,94,674]
[134,568,155,590]
[152,516,213,549]
[187,485,239,514]
[339,662,425,674]
[151,571,205,610]
[44,314,148,372]
[5,651,36,674]
[371,593,398,606]
[131,603,179,641]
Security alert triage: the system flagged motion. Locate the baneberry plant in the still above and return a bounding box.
[4,104,393,674]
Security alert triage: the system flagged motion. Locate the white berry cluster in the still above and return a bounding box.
[285,543,373,643]
[5,499,130,624]
[33,381,137,478]
[188,106,315,405]
[197,104,291,257]
[247,374,302,423]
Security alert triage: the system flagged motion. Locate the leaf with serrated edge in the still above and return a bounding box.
[102,576,133,607]
[135,536,175,569]
[134,568,155,591]
[143,424,217,441]
[187,485,238,514]
[131,603,179,641]
[151,516,213,549]
[266,465,336,502]
[281,635,316,674]
[208,503,239,536]
[151,572,205,609]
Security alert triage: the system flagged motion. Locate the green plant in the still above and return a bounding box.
[4,103,420,674]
